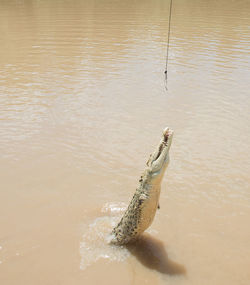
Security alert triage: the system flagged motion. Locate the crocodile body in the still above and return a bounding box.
[110,127,173,245]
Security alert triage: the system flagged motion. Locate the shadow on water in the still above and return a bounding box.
[126,233,186,275]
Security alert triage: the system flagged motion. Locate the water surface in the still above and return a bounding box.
[0,0,250,284]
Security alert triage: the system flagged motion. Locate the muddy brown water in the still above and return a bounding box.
[0,0,250,284]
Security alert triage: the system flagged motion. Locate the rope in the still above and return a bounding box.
[164,0,173,91]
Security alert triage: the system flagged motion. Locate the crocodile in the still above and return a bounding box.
[110,127,173,245]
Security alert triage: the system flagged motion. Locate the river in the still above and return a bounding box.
[0,0,250,284]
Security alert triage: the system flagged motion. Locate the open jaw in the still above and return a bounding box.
[150,127,173,165]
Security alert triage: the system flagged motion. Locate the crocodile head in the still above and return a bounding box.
[146,127,174,180]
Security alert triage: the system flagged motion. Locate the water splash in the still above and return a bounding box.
[79,203,129,270]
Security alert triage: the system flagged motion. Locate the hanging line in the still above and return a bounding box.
[164,0,173,91]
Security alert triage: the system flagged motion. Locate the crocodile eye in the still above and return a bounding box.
[146,154,152,166]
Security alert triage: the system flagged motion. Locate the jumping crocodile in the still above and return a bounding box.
[110,127,173,245]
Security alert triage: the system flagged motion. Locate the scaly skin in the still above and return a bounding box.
[110,127,174,244]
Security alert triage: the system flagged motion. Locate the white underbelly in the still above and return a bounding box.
[137,187,161,233]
